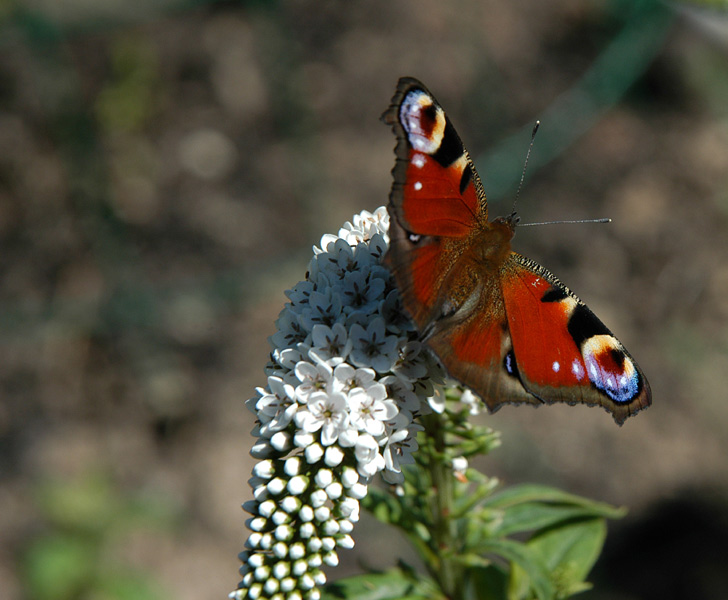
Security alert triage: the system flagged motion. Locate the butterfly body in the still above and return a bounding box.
[383,77,651,424]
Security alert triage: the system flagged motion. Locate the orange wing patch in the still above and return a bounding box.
[428,284,539,411]
[501,266,586,389]
[401,150,478,237]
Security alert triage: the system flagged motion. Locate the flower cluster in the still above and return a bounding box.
[231,208,446,600]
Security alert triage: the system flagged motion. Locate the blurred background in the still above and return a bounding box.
[1,0,728,598]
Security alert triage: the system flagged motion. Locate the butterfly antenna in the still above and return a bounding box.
[512,121,611,228]
[518,217,612,227]
[511,120,540,217]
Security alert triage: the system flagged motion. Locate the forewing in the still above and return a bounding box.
[382,77,488,328]
[382,77,487,237]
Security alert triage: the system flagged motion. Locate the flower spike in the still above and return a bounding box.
[232,208,445,600]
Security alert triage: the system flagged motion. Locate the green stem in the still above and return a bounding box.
[422,413,460,599]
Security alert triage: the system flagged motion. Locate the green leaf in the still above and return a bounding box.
[477,539,554,600]
[362,487,404,526]
[322,569,439,600]
[462,565,509,600]
[530,518,607,583]
[484,484,626,518]
[494,502,620,537]
[509,518,607,600]
[452,479,501,519]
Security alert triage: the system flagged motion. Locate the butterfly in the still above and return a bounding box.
[382,77,651,424]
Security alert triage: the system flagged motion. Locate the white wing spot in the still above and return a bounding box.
[552,361,560,373]
[572,360,585,380]
[412,154,425,168]
[414,181,423,191]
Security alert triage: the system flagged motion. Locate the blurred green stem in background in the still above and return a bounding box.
[479,0,675,200]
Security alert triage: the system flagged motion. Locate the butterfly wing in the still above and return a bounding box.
[383,77,489,329]
[423,280,543,409]
[499,253,651,424]
[423,254,652,424]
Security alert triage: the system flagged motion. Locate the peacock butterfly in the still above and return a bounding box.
[382,77,651,424]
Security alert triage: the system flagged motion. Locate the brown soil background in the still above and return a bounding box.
[2,1,728,599]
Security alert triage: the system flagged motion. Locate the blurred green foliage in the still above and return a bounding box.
[96,36,160,134]
[480,0,676,199]
[19,472,179,600]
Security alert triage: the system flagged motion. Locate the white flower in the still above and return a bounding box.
[337,427,358,448]
[255,377,297,436]
[427,386,446,414]
[269,308,308,350]
[294,391,350,446]
[392,341,430,381]
[354,433,385,477]
[293,358,333,403]
[314,233,340,255]
[310,323,351,366]
[311,237,381,286]
[285,280,314,307]
[349,317,399,373]
[269,346,306,372]
[380,375,421,413]
[348,385,398,437]
[340,270,386,314]
[379,289,416,334]
[340,208,390,249]
[460,389,483,415]
[452,456,468,477]
[300,288,343,331]
[382,416,422,484]
[330,363,376,394]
